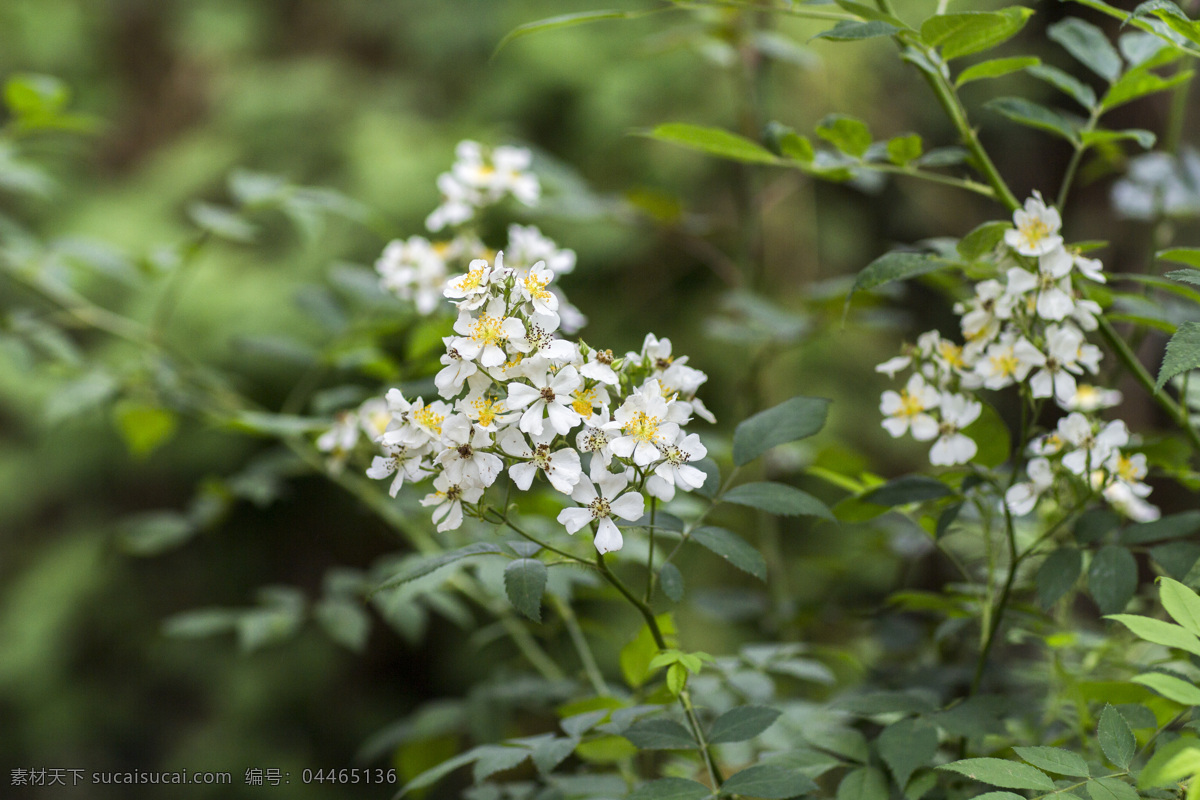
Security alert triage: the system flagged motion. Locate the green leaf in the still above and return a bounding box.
[1013,746,1090,778]
[4,73,69,116]
[1048,18,1123,82]
[622,718,696,750]
[375,544,504,591]
[721,482,834,520]
[812,20,900,41]
[1168,268,1200,287]
[1037,548,1083,608]
[1156,321,1200,391]
[1107,614,1200,657]
[504,558,547,622]
[628,778,714,800]
[689,526,767,581]
[119,512,197,556]
[1088,545,1138,615]
[722,765,818,799]
[956,56,1041,87]
[658,562,684,603]
[846,251,953,308]
[937,758,1055,791]
[985,97,1079,144]
[1138,736,1200,789]
[1161,577,1200,635]
[1102,67,1193,111]
[1079,128,1157,149]
[112,401,178,458]
[496,9,632,52]
[1121,511,1200,544]
[886,134,923,167]
[708,706,782,744]
[838,690,936,715]
[920,9,1035,60]
[473,745,530,783]
[315,597,370,652]
[397,749,481,797]
[1132,672,1200,705]
[620,614,677,689]
[667,662,687,695]
[878,718,939,790]
[1086,777,1139,800]
[815,114,872,158]
[188,202,256,243]
[966,794,1026,800]
[733,396,830,465]
[646,123,780,165]
[957,221,1011,260]
[836,767,888,800]
[1151,542,1200,580]
[861,475,953,506]
[162,608,237,638]
[834,0,907,27]
[227,411,329,437]
[1027,63,1098,108]
[1159,248,1200,268]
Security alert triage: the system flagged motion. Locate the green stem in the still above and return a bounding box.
[970,498,1018,695]
[552,595,609,696]
[1097,317,1200,456]
[1056,109,1100,213]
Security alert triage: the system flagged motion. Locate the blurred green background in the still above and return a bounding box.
[1,1,1195,798]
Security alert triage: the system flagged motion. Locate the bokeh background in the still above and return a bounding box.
[2,1,1195,798]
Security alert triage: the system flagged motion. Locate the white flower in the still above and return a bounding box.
[449,298,525,369]
[957,279,1015,344]
[376,236,450,314]
[498,427,582,494]
[425,172,476,232]
[1103,479,1160,522]
[1066,384,1122,412]
[1028,324,1086,405]
[367,443,430,497]
[576,411,616,467]
[516,260,559,319]
[1060,416,1128,475]
[316,411,360,460]
[435,339,479,397]
[929,393,981,466]
[444,257,498,310]
[434,414,503,488]
[880,373,940,440]
[358,397,393,441]
[380,393,451,448]
[420,473,484,532]
[606,379,680,466]
[646,432,708,501]
[505,365,584,436]
[556,464,645,554]
[1005,247,1075,321]
[1005,191,1063,256]
[1071,250,1106,283]
[875,355,912,378]
[458,374,518,431]
[579,347,620,385]
[505,224,576,274]
[633,333,676,373]
[509,318,577,362]
[659,360,714,423]
[975,334,1043,391]
[1005,457,1054,515]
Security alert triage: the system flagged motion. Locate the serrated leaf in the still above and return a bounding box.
[721,482,833,520]
[1167,269,1200,286]
[1108,614,1200,656]
[937,758,1055,791]
[921,9,1035,60]
[1088,545,1138,615]
[1156,321,1200,390]
[472,745,530,783]
[986,97,1079,144]
[957,221,1011,260]
[1138,736,1200,789]
[816,114,872,158]
[532,737,576,775]
[722,765,817,799]
[1027,63,1098,108]
[689,526,767,580]
[887,134,923,166]
[861,475,953,506]
[956,56,1041,87]
[846,251,953,307]
[1102,67,1193,111]
[504,558,547,622]
[837,767,888,800]
[628,778,713,800]
[1099,703,1137,770]
[375,544,504,591]
[646,123,779,165]
[659,562,684,603]
[878,718,939,790]
[708,706,782,744]
[1132,671,1200,705]
[812,20,900,41]
[1161,577,1200,635]
[733,396,830,465]
[1037,548,1083,608]
[1086,777,1139,800]
[1048,18,1123,82]
[1013,746,1090,777]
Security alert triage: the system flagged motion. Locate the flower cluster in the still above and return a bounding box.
[354,142,713,552]
[374,142,584,332]
[877,193,1158,521]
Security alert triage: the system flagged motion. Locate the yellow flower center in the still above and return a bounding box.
[991,351,1020,377]
[453,267,486,293]
[1020,218,1050,245]
[1115,455,1140,482]
[414,405,444,435]
[523,272,551,302]
[625,411,661,443]
[572,387,597,416]
[471,397,504,427]
[938,341,965,368]
[433,241,452,257]
[898,390,926,418]
[471,314,508,347]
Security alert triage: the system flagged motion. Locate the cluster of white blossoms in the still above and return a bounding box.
[354,142,714,553]
[373,141,584,332]
[876,192,1158,521]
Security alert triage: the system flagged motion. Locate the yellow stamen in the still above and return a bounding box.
[625,411,661,443]
[414,405,444,435]
[471,315,508,347]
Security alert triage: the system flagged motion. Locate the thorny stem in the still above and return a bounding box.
[594,550,726,790]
